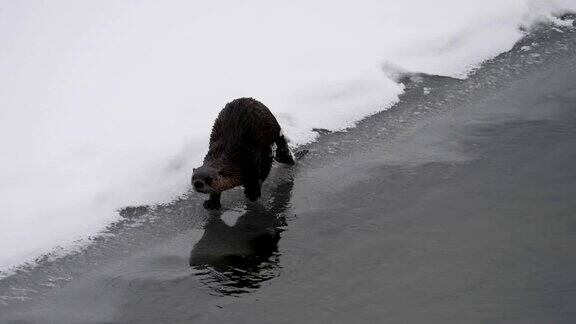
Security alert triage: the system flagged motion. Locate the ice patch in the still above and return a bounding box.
[552,17,575,27]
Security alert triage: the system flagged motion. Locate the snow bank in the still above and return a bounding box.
[1,0,575,273]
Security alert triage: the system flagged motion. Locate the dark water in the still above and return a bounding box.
[1,23,576,323]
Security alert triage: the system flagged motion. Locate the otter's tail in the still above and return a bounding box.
[274,131,296,165]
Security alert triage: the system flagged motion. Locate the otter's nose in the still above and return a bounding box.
[194,181,204,189]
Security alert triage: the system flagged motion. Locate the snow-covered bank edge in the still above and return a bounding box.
[1,13,575,282]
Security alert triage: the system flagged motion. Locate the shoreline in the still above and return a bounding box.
[1,17,573,280]
[1,20,576,322]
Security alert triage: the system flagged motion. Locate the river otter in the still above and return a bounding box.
[192,98,295,209]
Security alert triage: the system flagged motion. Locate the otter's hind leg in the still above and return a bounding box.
[260,147,273,181]
[274,131,295,165]
[203,192,221,210]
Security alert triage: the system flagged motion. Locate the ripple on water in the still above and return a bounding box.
[101,255,194,294]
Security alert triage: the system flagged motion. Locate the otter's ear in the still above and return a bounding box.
[193,168,196,172]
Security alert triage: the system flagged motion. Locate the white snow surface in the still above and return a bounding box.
[1,0,575,273]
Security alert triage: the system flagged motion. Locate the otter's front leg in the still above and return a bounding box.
[203,192,221,209]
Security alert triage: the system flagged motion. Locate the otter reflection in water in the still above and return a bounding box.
[189,177,294,295]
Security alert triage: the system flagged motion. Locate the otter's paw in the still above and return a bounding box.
[203,199,221,210]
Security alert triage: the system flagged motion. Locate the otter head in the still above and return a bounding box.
[192,166,219,194]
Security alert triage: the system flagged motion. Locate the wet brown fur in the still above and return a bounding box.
[193,97,294,209]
